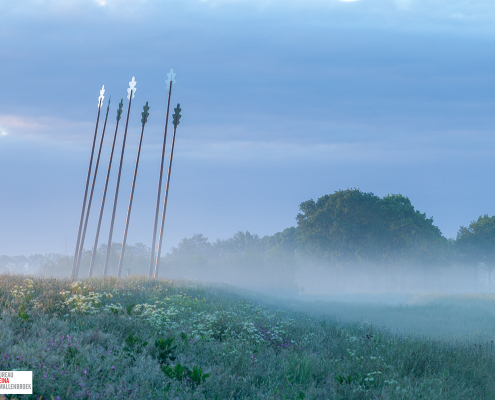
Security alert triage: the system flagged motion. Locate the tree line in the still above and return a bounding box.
[2,188,494,294]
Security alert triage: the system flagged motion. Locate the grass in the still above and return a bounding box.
[1,274,495,399]
[291,292,495,343]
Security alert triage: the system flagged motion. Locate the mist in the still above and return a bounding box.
[6,183,495,347]
[4,2,495,397]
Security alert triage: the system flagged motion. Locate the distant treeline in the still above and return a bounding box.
[0,233,298,296]
[2,188,495,294]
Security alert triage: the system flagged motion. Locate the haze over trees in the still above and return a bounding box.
[296,190,446,266]
[2,188,495,294]
[455,214,495,291]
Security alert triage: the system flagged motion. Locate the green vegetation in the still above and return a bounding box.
[3,188,495,398]
[455,214,495,291]
[296,190,447,268]
[1,274,495,399]
[5,188,495,294]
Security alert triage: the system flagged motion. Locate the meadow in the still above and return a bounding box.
[1,274,495,399]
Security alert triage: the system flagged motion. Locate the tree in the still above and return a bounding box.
[296,189,447,291]
[379,194,447,290]
[260,227,299,296]
[169,234,212,262]
[213,231,261,258]
[455,215,495,291]
[39,254,72,277]
[296,189,385,266]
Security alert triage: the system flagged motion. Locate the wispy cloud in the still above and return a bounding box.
[0,114,92,142]
[0,115,45,131]
[1,0,495,43]
[176,126,493,166]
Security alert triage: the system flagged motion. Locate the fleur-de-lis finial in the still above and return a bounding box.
[127,77,137,100]
[141,101,150,125]
[98,85,105,108]
[167,69,177,91]
[116,99,124,122]
[173,103,181,128]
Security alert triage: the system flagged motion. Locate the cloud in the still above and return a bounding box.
[394,0,412,9]
[175,125,491,166]
[3,0,495,34]
[450,13,466,20]
[0,114,92,142]
[0,115,44,131]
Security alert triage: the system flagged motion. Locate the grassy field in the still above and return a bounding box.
[291,292,495,343]
[1,274,495,399]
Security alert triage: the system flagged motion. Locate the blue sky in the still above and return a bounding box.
[2,0,495,256]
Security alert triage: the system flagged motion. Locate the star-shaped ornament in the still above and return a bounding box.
[98,85,105,108]
[127,76,137,100]
[167,68,177,91]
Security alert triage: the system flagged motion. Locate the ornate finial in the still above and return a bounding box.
[127,77,137,100]
[116,99,124,122]
[173,103,181,128]
[98,85,105,108]
[167,69,177,91]
[141,101,150,125]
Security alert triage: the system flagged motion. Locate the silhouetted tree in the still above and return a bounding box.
[296,189,385,266]
[296,189,447,291]
[455,215,495,292]
[380,194,447,290]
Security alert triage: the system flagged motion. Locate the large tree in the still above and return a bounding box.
[379,194,447,289]
[455,215,495,291]
[296,189,385,266]
[296,189,446,288]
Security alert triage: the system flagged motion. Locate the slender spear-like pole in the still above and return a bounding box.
[117,101,150,278]
[88,99,124,278]
[154,103,182,278]
[74,97,111,278]
[149,69,177,277]
[103,77,137,278]
[71,85,105,279]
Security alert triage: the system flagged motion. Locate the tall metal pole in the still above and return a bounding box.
[71,85,105,279]
[74,97,111,278]
[103,77,137,278]
[117,101,150,278]
[88,99,124,278]
[149,69,177,277]
[154,103,182,278]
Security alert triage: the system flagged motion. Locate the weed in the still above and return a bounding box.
[155,337,176,364]
[161,363,209,388]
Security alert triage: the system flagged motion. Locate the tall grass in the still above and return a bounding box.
[1,273,495,399]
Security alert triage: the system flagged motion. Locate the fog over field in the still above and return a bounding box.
[3,3,495,397]
[3,186,495,345]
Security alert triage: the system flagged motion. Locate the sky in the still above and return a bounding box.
[2,0,495,256]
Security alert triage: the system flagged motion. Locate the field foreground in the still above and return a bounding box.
[1,274,495,399]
